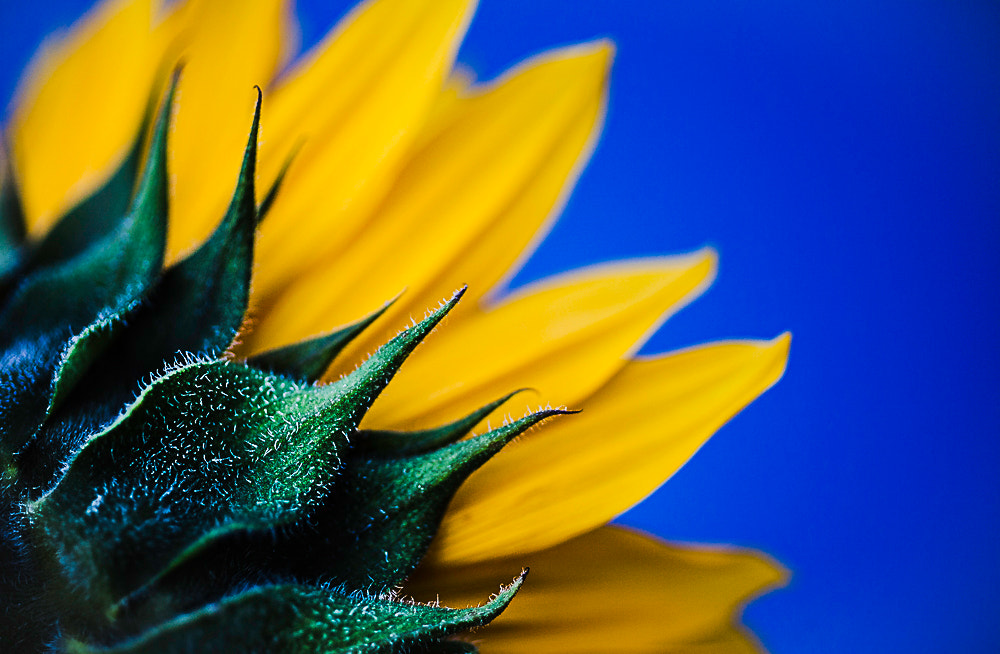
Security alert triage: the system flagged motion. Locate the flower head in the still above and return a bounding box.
[0,0,790,652]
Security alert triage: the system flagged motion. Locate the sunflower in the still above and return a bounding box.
[0,0,790,652]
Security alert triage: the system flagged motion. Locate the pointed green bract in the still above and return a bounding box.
[86,86,260,377]
[32,361,344,616]
[65,575,524,654]
[315,410,569,590]
[130,87,260,359]
[359,389,528,457]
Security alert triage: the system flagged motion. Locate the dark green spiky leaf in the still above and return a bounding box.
[30,361,346,619]
[29,109,148,268]
[0,76,174,349]
[65,576,524,654]
[358,390,527,457]
[248,297,394,382]
[318,410,569,590]
[121,87,259,360]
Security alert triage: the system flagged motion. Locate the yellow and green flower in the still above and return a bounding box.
[0,0,790,651]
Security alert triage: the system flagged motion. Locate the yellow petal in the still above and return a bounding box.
[247,0,477,299]
[407,526,786,654]
[165,0,292,260]
[428,333,790,565]
[358,251,716,430]
[664,627,767,654]
[9,0,176,234]
[248,42,611,364]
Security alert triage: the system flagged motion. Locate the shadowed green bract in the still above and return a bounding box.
[66,574,525,654]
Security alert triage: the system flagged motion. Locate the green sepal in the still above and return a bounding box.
[315,409,569,590]
[358,389,527,457]
[98,87,260,365]
[30,361,345,617]
[64,575,524,654]
[0,75,174,349]
[29,109,148,268]
[319,288,465,429]
[0,148,27,287]
[248,297,394,382]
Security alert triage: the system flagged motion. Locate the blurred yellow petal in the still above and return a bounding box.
[249,0,476,299]
[428,333,790,564]
[248,42,610,363]
[665,627,767,654]
[10,0,177,234]
[361,251,716,430]
[164,0,292,260]
[408,526,786,654]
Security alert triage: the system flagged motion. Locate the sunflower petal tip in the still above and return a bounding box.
[573,38,615,74]
[770,331,792,367]
[591,37,616,61]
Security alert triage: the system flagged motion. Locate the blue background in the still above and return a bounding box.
[2,1,998,652]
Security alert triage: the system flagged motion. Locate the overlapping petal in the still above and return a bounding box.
[247,41,611,354]
[164,0,292,259]
[362,251,717,430]
[250,0,477,299]
[408,526,786,654]
[428,334,790,564]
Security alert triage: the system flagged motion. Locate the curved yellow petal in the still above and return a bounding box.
[165,0,292,260]
[360,251,716,431]
[427,333,790,565]
[248,0,477,300]
[9,0,176,234]
[248,42,610,363]
[407,526,786,654]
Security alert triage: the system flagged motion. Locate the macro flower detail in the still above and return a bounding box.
[0,0,790,652]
